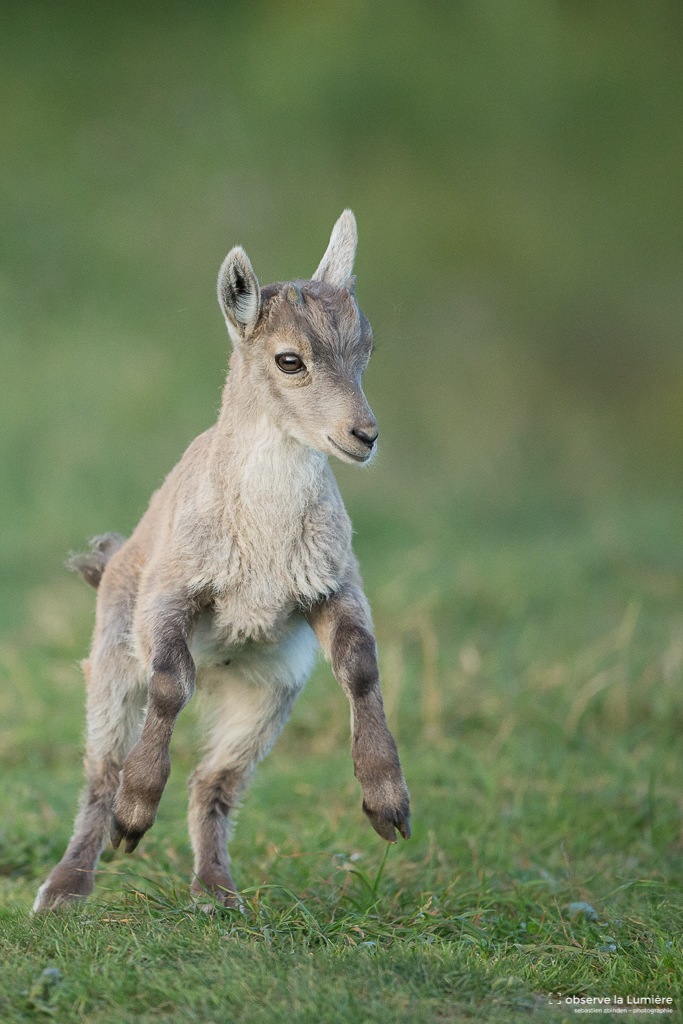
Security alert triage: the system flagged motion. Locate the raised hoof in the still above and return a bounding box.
[110,815,145,854]
[362,799,411,843]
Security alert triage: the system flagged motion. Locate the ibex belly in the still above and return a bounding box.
[190,609,318,688]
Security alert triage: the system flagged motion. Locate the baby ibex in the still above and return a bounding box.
[34,210,410,912]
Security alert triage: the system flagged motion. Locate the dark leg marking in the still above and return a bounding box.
[111,621,196,853]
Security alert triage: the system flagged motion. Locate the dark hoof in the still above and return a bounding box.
[110,816,145,854]
[362,800,411,843]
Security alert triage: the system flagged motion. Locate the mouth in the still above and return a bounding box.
[326,436,372,463]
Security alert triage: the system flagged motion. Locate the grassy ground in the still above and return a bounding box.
[2,490,683,1021]
[2,3,683,1022]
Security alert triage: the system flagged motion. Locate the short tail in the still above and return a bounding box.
[66,532,126,589]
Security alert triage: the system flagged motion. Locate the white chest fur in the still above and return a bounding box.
[185,420,351,649]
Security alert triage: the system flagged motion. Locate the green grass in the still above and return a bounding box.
[3,2,683,1021]
[3,497,683,1021]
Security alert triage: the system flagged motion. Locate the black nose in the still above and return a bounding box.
[351,426,379,448]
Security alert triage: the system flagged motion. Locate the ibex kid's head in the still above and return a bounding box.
[217,210,378,465]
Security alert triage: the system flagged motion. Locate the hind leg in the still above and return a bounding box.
[188,761,243,906]
[188,620,318,907]
[33,641,146,912]
[188,671,297,907]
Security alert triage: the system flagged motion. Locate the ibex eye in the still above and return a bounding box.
[275,352,305,374]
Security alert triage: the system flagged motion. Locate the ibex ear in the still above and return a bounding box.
[312,209,357,287]
[217,246,262,344]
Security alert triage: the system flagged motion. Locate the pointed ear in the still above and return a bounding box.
[312,209,357,287]
[217,246,262,344]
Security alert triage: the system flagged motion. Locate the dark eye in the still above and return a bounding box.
[275,352,305,374]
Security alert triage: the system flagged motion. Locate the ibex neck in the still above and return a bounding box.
[212,355,326,497]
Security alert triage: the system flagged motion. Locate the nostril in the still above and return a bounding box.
[351,426,379,448]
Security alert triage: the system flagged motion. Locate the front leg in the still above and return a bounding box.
[111,611,196,853]
[307,572,410,843]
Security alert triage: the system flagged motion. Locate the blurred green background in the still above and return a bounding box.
[2,1,683,737]
[3,5,683,1013]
